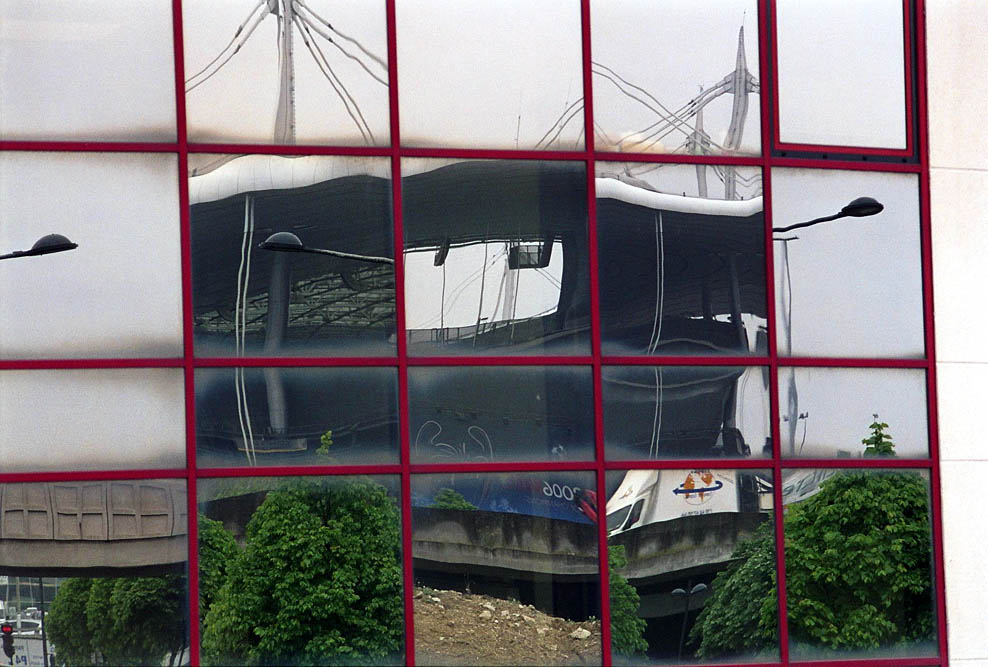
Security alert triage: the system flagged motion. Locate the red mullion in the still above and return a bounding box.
[594,150,762,168]
[770,0,915,159]
[914,1,947,661]
[770,156,921,173]
[405,355,591,367]
[602,355,768,367]
[399,146,586,162]
[758,0,789,662]
[198,464,403,479]
[779,356,929,369]
[0,468,189,484]
[604,458,772,472]
[170,0,200,662]
[186,142,392,158]
[0,140,179,153]
[0,357,184,370]
[779,458,933,470]
[384,1,416,664]
[411,461,597,475]
[193,356,397,368]
[580,1,612,664]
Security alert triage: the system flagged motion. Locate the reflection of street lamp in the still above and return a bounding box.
[259,231,394,265]
[0,234,77,261]
[774,197,884,454]
[671,582,707,659]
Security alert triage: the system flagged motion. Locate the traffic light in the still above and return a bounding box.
[1,623,13,660]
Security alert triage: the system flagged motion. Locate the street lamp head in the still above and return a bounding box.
[24,234,78,257]
[259,231,305,252]
[840,196,884,218]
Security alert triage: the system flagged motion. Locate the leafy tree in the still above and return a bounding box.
[201,479,403,665]
[608,544,649,656]
[862,414,896,457]
[430,488,477,511]
[46,578,95,667]
[198,512,240,627]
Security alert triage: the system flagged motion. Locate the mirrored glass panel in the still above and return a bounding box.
[191,154,395,357]
[777,367,928,458]
[396,0,584,149]
[0,369,186,472]
[183,0,389,145]
[776,0,907,149]
[597,163,766,356]
[606,468,776,663]
[591,0,760,155]
[409,366,594,464]
[198,476,403,664]
[1,479,189,665]
[404,159,589,356]
[772,169,923,358]
[196,366,398,467]
[782,469,936,659]
[412,472,600,665]
[0,152,183,359]
[603,366,770,460]
[0,1,176,141]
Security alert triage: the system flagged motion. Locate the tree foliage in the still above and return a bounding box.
[200,479,403,666]
[608,544,649,656]
[430,488,477,511]
[862,415,896,457]
[198,512,240,626]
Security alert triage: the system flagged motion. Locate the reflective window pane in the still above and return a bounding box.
[0,369,186,472]
[196,366,398,467]
[776,0,907,149]
[412,472,600,665]
[606,469,777,662]
[603,366,770,460]
[1,479,188,666]
[772,169,923,358]
[597,164,766,356]
[591,0,760,155]
[409,366,594,463]
[0,152,183,359]
[778,367,928,458]
[0,1,176,141]
[404,160,589,356]
[183,0,390,146]
[198,476,403,665]
[783,469,936,659]
[191,154,395,357]
[397,0,584,149]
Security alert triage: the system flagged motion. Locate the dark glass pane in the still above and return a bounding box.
[403,159,590,356]
[196,366,399,467]
[198,476,403,664]
[591,0,760,155]
[0,479,188,666]
[783,469,937,659]
[409,366,594,463]
[191,154,395,357]
[412,472,600,665]
[778,367,928,458]
[606,469,777,663]
[596,165,766,356]
[603,366,770,460]
[772,169,923,358]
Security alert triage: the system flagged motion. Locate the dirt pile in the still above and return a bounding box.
[414,587,602,666]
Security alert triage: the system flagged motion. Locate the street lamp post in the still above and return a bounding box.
[671,582,707,659]
[0,234,77,261]
[772,197,884,454]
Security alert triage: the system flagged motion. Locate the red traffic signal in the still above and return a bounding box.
[0,624,11,634]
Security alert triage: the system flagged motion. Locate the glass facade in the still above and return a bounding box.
[0,1,942,666]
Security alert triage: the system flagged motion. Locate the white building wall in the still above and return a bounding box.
[927,2,988,665]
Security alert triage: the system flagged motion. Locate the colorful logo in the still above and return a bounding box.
[672,470,723,505]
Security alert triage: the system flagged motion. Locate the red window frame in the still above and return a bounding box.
[0,0,944,665]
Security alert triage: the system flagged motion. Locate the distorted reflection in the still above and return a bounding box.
[603,366,769,460]
[191,154,395,357]
[772,169,923,358]
[403,160,589,355]
[183,0,390,145]
[596,163,766,356]
[0,479,189,665]
[409,366,594,463]
[196,366,399,467]
[605,469,776,663]
[198,476,403,665]
[590,0,760,155]
[782,469,936,659]
[412,472,600,666]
